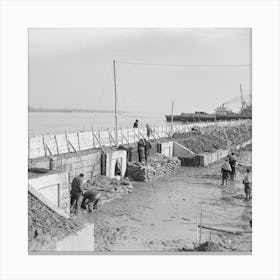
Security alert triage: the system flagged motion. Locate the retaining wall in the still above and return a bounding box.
[28,171,70,217]
[174,140,252,167]
[29,120,250,159]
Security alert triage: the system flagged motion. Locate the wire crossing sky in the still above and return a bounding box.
[29,28,251,116]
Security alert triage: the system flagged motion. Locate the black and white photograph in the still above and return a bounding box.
[1,1,280,279]
[28,28,252,254]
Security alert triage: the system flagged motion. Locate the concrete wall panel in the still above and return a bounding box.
[29,171,70,216]
[161,141,174,157]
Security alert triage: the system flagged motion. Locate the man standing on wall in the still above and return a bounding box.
[133,119,139,128]
[70,173,85,214]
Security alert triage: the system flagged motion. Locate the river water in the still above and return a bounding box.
[29,112,167,136]
[87,151,252,252]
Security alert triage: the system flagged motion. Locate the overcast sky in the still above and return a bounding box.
[29,28,251,116]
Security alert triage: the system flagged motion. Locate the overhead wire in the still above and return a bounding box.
[116,60,251,68]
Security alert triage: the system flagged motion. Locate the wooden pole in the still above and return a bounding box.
[199,208,202,245]
[54,135,59,155]
[121,128,124,145]
[127,126,130,144]
[92,127,95,148]
[28,136,30,160]
[113,60,118,142]
[77,132,81,151]
[196,215,199,244]
[65,131,70,153]
[42,135,47,157]
[98,129,101,146]
[171,100,174,136]
[108,129,112,147]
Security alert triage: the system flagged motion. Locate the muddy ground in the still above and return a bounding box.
[89,148,252,253]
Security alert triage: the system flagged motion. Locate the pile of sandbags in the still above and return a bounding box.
[85,176,133,205]
[127,153,181,182]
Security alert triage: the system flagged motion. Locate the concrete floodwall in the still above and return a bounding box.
[175,139,252,167]
[29,120,251,159]
[197,150,229,167]
[28,171,70,217]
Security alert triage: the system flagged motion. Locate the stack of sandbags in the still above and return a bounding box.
[126,153,181,182]
[85,176,134,205]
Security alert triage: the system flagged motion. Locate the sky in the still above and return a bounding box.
[29,28,251,117]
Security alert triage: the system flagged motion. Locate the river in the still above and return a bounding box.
[29,112,167,136]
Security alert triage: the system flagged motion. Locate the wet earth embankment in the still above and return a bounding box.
[173,123,251,154]
[91,147,252,253]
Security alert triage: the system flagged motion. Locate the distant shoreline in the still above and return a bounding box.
[28,107,126,114]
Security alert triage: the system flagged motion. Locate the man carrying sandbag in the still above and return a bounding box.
[81,190,102,212]
[70,173,85,213]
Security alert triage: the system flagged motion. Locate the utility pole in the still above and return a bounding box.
[113,60,118,144]
[171,100,174,135]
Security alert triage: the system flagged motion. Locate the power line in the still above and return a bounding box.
[116,60,251,68]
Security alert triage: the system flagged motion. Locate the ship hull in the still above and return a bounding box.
[166,113,251,123]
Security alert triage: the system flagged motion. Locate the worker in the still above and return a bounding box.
[144,138,152,162]
[221,158,232,186]
[115,158,122,177]
[243,168,251,200]
[146,123,153,139]
[137,138,145,163]
[228,152,237,180]
[70,173,85,213]
[133,119,139,128]
[81,190,102,212]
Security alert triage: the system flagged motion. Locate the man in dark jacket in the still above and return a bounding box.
[228,152,237,180]
[144,139,152,162]
[137,138,145,162]
[70,173,84,213]
[133,119,139,128]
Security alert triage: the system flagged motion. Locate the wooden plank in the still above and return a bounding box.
[92,127,95,148]
[42,135,47,157]
[77,132,81,151]
[122,134,130,144]
[54,135,59,155]
[65,131,70,153]
[199,225,252,235]
[94,132,102,148]
[67,139,77,152]
[45,144,52,156]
